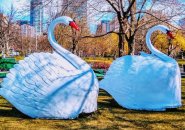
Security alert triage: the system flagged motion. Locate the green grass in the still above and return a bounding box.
[0,81,185,129]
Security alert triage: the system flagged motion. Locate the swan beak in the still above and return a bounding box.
[167,30,174,39]
[69,21,80,31]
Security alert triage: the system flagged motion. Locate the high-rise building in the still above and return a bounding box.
[30,0,43,35]
[63,0,87,18]
[96,20,112,35]
[101,20,110,33]
[17,20,29,25]
[17,20,36,38]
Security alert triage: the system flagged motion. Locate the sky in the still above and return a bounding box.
[0,0,27,11]
[1,0,185,18]
[1,0,185,33]
[0,0,29,20]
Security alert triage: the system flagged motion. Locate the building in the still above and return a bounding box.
[20,24,36,38]
[63,0,87,18]
[96,19,119,35]
[95,15,120,35]
[30,0,43,35]
[96,20,110,35]
[17,20,29,25]
[47,0,63,18]
[17,20,36,38]
[102,20,110,32]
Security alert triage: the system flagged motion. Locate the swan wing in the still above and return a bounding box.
[100,55,181,110]
[0,52,98,119]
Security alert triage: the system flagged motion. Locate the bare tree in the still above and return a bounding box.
[84,0,135,57]
[125,0,185,55]
[102,0,136,56]
[9,0,185,57]
[84,0,185,56]
[45,0,89,55]
[0,4,21,56]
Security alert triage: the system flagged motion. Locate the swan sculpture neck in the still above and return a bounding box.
[48,16,80,69]
[146,25,170,61]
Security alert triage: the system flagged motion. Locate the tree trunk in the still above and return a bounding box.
[167,39,172,56]
[128,0,136,55]
[118,34,124,57]
[71,30,78,55]
[5,34,9,56]
[128,36,135,55]
[113,50,117,60]
[117,10,125,57]
[71,38,78,55]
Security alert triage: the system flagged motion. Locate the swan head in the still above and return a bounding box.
[156,25,174,39]
[166,30,174,39]
[61,16,80,31]
[145,25,175,60]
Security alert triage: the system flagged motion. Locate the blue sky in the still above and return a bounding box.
[1,0,185,33]
[0,0,25,11]
[0,0,29,20]
[1,0,185,17]
[0,0,12,10]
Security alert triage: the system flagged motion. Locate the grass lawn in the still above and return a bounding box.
[0,81,184,129]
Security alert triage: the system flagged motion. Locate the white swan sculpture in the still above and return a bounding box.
[0,16,99,119]
[100,25,181,111]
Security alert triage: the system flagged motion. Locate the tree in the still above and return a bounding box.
[11,0,185,58]
[145,30,185,58]
[87,0,185,56]
[0,4,21,56]
[44,0,89,55]
[97,0,136,56]
[125,0,185,55]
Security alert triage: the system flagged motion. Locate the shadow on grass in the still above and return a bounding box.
[98,90,122,109]
[0,88,184,129]
[0,107,30,119]
[78,112,98,119]
[182,92,185,99]
[0,106,100,120]
[99,89,185,115]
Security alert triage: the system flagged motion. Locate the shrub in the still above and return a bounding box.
[0,58,17,71]
[92,62,110,70]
